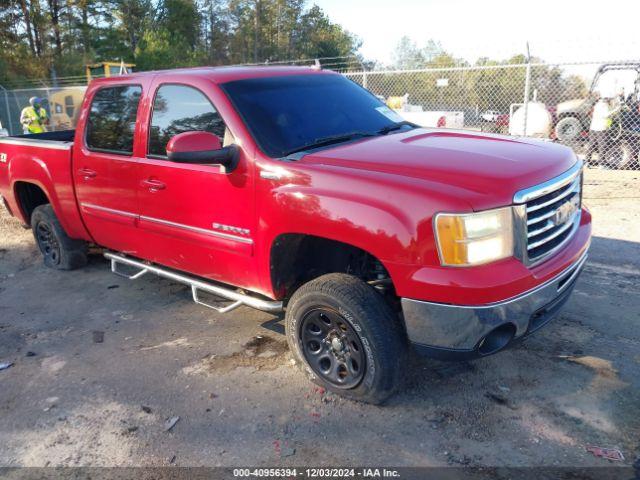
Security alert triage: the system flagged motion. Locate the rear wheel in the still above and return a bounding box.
[480,122,499,134]
[285,273,406,404]
[31,204,88,270]
[620,141,640,169]
[555,116,582,144]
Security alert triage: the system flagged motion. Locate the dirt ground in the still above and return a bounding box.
[0,168,639,470]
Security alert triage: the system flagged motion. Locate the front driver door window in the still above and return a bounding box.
[148,84,229,157]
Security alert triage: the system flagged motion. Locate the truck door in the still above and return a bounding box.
[134,81,256,289]
[74,82,146,253]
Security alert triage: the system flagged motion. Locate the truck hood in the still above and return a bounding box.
[298,129,578,211]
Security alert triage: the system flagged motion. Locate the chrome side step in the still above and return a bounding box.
[105,252,283,314]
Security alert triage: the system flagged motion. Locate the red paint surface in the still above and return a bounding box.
[167,131,222,154]
[0,66,592,305]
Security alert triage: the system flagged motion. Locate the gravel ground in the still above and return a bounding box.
[0,168,638,469]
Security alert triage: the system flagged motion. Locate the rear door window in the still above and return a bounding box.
[148,84,226,158]
[85,85,142,155]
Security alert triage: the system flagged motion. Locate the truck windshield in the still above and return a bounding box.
[221,74,407,158]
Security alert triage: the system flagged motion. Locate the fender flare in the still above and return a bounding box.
[257,186,422,297]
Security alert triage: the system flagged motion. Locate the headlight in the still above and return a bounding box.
[435,207,514,266]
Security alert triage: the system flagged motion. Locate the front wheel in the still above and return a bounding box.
[620,141,640,170]
[555,116,583,144]
[285,273,406,404]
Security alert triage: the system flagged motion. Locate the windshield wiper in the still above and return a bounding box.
[283,131,378,156]
[377,121,419,135]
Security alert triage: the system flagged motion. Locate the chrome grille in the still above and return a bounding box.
[514,162,583,265]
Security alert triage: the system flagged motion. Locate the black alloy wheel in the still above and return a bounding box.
[299,307,366,389]
[285,273,406,404]
[35,220,62,266]
[30,204,88,270]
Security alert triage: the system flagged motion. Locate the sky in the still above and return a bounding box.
[314,0,640,67]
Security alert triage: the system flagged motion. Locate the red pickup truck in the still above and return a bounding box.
[0,67,591,403]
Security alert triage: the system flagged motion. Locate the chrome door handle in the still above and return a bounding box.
[141,178,166,192]
[78,168,97,180]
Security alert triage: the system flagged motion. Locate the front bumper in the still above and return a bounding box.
[402,250,588,360]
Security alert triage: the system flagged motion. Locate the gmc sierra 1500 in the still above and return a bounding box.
[0,66,591,403]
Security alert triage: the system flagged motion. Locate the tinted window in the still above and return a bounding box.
[221,74,401,158]
[148,84,226,157]
[86,85,141,154]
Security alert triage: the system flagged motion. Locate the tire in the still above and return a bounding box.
[609,121,623,143]
[620,141,639,170]
[480,122,498,134]
[554,116,582,143]
[285,273,406,404]
[31,204,88,270]
[601,142,620,169]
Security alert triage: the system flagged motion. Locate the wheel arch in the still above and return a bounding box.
[13,180,51,225]
[269,233,396,302]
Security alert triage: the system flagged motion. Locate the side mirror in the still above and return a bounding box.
[166,131,239,172]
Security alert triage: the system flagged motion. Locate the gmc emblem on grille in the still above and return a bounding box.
[552,197,579,226]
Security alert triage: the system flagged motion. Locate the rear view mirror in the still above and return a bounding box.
[166,131,239,172]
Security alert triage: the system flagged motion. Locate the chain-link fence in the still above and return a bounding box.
[2,59,640,170]
[0,85,87,136]
[345,60,640,170]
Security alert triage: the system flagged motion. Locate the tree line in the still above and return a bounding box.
[0,2,587,116]
[0,0,361,84]
[376,36,587,113]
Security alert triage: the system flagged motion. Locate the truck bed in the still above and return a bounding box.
[0,130,75,148]
[0,128,89,240]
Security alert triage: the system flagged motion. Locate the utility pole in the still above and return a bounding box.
[0,84,13,135]
[523,42,532,136]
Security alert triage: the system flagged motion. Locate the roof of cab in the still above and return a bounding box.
[90,65,335,86]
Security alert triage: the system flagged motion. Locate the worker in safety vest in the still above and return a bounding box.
[585,92,620,166]
[20,97,49,134]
